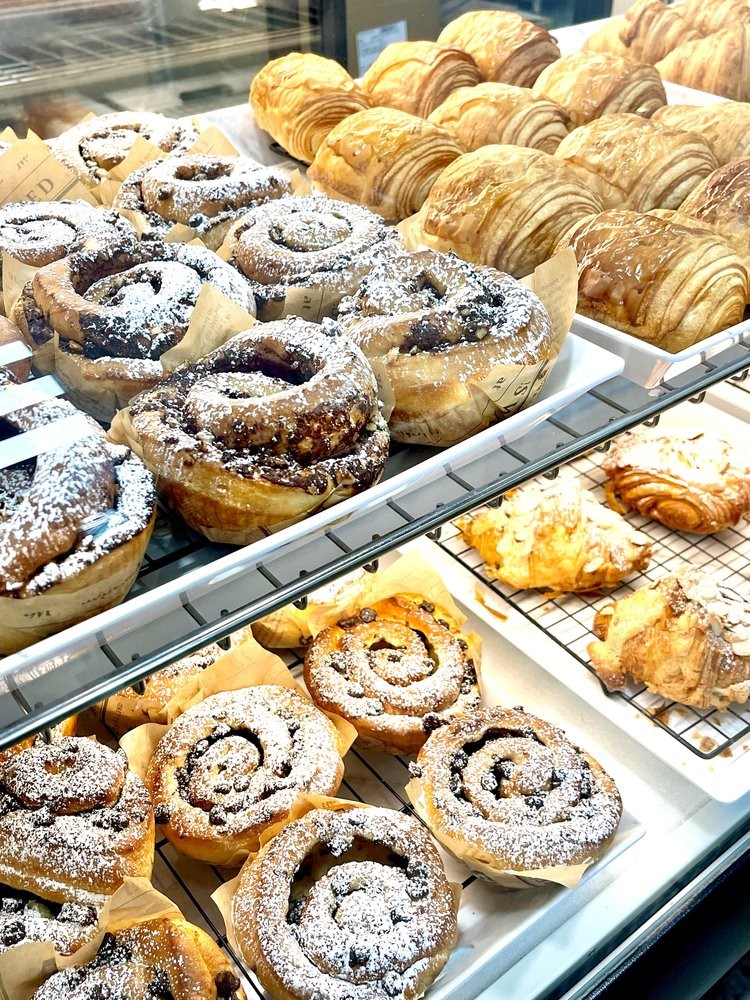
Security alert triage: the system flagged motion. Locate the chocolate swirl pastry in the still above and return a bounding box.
[113,154,291,249]
[408,708,622,882]
[222,195,403,321]
[0,716,77,769]
[109,317,389,544]
[0,737,154,905]
[0,369,156,655]
[0,884,100,955]
[304,594,481,754]
[15,240,253,421]
[336,249,556,447]
[30,916,245,1000]
[147,685,346,864]
[48,111,199,184]
[232,805,459,1000]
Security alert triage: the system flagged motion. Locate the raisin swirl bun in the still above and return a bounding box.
[113,154,291,249]
[231,804,459,1000]
[110,318,389,544]
[0,883,100,956]
[336,249,556,446]
[146,686,347,865]
[408,708,622,883]
[0,716,77,769]
[304,595,481,754]
[15,240,253,421]
[0,370,156,655]
[0,737,154,905]
[48,111,199,185]
[30,916,245,1000]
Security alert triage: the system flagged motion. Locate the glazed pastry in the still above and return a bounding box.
[679,159,750,277]
[30,916,245,999]
[603,429,750,534]
[307,107,463,222]
[303,594,481,754]
[589,566,750,709]
[0,737,154,904]
[677,0,750,36]
[0,370,156,655]
[0,883,100,955]
[146,686,346,864]
[555,114,717,211]
[0,315,31,381]
[437,9,559,86]
[656,26,750,101]
[48,111,199,185]
[250,51,369,164]
[361,40,481,117]
[221,195,402,321]
[532,52,666,127]
[652,103,750,165]
[407,707,622,882]
[560,209,748,352]
[113,154,291,248]
[583,0,702,64]
[416,144,604,277]
[0,716,77,769]
[14,240,253,421]
[457,477,652,592]
[428,82,570,154]
[336,249,557,446]
[232,804,459,1000]
[109,318,389,544]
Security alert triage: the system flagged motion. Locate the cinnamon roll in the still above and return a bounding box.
[361,40,482,117]
[15,240,253,421]
[221,196,402,321]
[0,737,154,905]
[30,916,245,999]
[113,154,291,249]
[429,82,570,154]
[109,318,389,544]
[250,51,370,164]
[0,883,100,956]
[307,107,463,222]
[336,249,557,446]
[0,716,77,769]
[408,707,623,882]
[0,370,156,655]
[231,804,459,1000]
[303,594,481,754]
[48,111,199,185]
[146,686,346,864]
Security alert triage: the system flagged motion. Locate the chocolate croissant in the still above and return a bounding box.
[584,0,702,64]
[679,159,750,279]
[677,0,750,36]
[656,26,750,101]
[652,103,750,165]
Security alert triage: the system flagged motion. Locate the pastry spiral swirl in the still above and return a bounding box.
[113,154,291,248]
[147,686,346,864]
[110,318,389,543]
[0,737,154,905]
[304,594,481,754]
[0,883,100,956]
[408,708,622,880]
[232,804,459,1000]
[222,195,402,321]
[48,111,199,184]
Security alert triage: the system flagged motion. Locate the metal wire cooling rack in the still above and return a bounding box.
[437,450,750,763]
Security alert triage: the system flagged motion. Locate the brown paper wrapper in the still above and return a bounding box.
[2,252,38,318]
[289,168,312,196]
[187,125,240,158]
[0,131,98,207]
[159,283,255,373]
[281,285,340,323]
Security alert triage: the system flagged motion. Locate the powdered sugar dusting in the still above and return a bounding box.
[0,886,100,955]
[0,200,134,267]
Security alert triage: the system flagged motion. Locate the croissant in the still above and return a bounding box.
[416,144,604,277]
[560,209,748,352]
[532,51,666,127]
[584,0,703,64]
[656,26,750,101]
[307,107,463,222]
[360,40,481,117]
[589,566,750,710]
[456,477,652,593]
[678,0,750,36]
[652,103,750,165]
[554,113,717,211]
[679,159,750,278]
[249,51,369,164]
[428,82,570,153]
[437,9,559,86]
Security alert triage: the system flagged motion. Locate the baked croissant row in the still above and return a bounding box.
[655,25,750,101]
[584,0,702,64]
[652,103,750,166]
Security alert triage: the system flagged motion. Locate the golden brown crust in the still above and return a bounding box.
[655,26,750,101]
[437,9,559,86]
[678,0,750,36]
[250,52,369,164]
[532,51,666,127]
[307,107,463,222]
[652,103,750,166]
[559,209,748,351]
[232,804,459,1000]
[679,158,750,278]
[584,0,702,64]
[0,315,31,381]
[589,567,750,709]
[0,717,77,770]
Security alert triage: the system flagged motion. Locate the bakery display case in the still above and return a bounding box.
[2,3,750,999]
